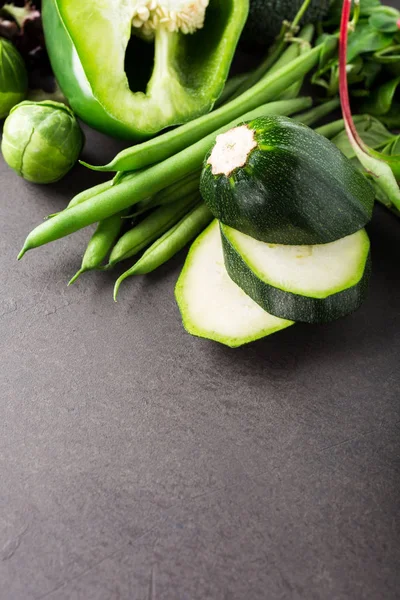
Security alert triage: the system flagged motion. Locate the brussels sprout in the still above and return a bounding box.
[1,100,84,183]
[0,38,28,118]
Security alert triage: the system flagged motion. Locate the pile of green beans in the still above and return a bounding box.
[131,170,201,216]
[113,203,213,301]
[108,191,200,267]
[68,210,128,285]
[16,28,339,300]
[17,96,312,259]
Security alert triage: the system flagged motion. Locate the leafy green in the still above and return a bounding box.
[362,75,400,115]
[315,1,399,97]
[331,116,395,160]
[347,22,393,62]
[369,6,400,33]
[326,0,383,26]
[338,0,400,214]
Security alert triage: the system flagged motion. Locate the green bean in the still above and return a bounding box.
[112,170,143,186]
[233,24,315,101]
[108,192,200,267]
[18,97,312,259]
[113,203,213,300]
[55,172,139,220]
[276,28,314,101]
[46,179,114,218]
[132,169,201,216]
[68,180,113,209]
[68,211,127,285]
[215,73,250,108]
[277,79,303,102]
[268,26,314,77]
[66,171,139,210]
[314,115,366,139]
[293,98,340,127]
[81,40,331,172]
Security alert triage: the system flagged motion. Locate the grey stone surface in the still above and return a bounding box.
[1,25,400,600]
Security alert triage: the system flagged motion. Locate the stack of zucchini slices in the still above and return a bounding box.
[176,116,375,347]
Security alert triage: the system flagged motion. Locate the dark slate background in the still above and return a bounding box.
[1,4,399,599]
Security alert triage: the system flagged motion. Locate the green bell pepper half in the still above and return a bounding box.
[42,0,248,140]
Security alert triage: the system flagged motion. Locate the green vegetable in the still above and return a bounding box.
[231,24,315,100]
[242,0,330,46]
[2,100,84,184]
[0,38,27,119]
[48,179,116,218]
[369,6,400,33]
[83,38,327,171]
[275,30,314,101]
[18,98,312,258]
[312,13,397,97]
[64,172,139,212]
[114,203,213,299]
[338,0,400,214]
[315,115,374,139]
[108,192,199,268]
[327,0,381,23]
[293,97,340,127]
[330,115,395,160]
[42,0,248,140]
[200,116,374,245]
[346,21,394,62]
[175,220,293,347]
[215,73,250,107]
[221,223,371,324]
[361,76,400,128]
[379,135,400,183]
[133,170,201,216]
[374,44,400,76]
[66,180,114,210]
[68,212,126,285]
[363,76,400,115]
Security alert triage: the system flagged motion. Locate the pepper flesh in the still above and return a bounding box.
[42,0,248,140]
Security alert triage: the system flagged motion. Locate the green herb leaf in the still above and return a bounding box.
[362,76,400,115]
[331,116,395,159]
[346,22,394,62]
[380,107,400,128]
[384,136,400,156]
[326,0,381,26]
[361,58,382,88]
[369,6,400,33]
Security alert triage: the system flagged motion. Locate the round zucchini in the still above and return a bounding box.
[221,223,371,324]
[200,116,375,245]
[175,220,293,347]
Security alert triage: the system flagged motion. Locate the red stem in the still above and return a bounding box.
[339,0,368,151]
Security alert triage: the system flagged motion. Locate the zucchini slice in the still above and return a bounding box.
[175,221,293,347]
[221,223,371,324]
[200,116,375,245]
